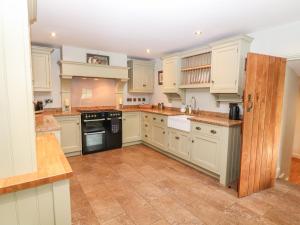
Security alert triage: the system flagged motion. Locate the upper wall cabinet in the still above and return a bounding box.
[31,46,53,92]
[127,59,154,93]
[162,56,185,101]
[210,35,253,96]
[162,56,181,93]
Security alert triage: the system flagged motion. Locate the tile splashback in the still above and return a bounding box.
[71,77,116,107]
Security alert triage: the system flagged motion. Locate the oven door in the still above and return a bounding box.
[82,130,106,154]
[82,118,105,133]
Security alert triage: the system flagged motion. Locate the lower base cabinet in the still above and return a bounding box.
[122,112,141,144]
[152,124,167,150]
[54,115,81,156]
[168,129,190,161]
[139,113,241,186]
[190,135,220,174]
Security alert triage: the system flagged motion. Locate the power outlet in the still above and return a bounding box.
[45,99,53,104]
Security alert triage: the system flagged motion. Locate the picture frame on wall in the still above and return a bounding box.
[158,70,163,85]
[86,53,110,65]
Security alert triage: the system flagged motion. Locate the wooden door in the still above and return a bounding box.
[238,53,286,198]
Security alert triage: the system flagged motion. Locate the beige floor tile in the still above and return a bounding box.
[68,144,300,225]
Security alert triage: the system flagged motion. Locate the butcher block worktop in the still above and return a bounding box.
[35,114,61,132]
[0,133,72,195]
[39,106,242,127]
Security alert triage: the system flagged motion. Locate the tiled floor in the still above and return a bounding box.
[69,144,300,225]
[289,157,300,185]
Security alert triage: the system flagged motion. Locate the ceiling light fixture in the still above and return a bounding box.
[194,31,202,36]
[50,32,56,37]
[146,49,150,54]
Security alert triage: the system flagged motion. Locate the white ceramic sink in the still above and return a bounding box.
[167,115,192,132]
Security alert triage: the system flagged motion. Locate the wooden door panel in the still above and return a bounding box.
[239,53,286,197]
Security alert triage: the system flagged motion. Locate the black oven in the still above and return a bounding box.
[81,112,106,154]
[81,110,122,154]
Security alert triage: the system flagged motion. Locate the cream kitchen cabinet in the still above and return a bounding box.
[168,128,190,161]
[122,112,141,144]
[31,46,53,92]
[210,35,253,96]
[162,56,181,93]
[141,113,168,150]
[190,134,220,174]
[54,115,82,156]
[190,121,241,185]
[128,60,154,93]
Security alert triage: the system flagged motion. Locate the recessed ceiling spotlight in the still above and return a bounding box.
[146,49,150,54]
[194,31,202,36]
[50,32,56,37]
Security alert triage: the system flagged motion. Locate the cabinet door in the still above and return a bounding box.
[132,63,145,91]
[163,57,180,92]
[176,132,190,161]
[191,135,220,174]
[32,52,51,91]
[210,44,239,93]
[122,112,141,143]
[152,124,167,150]
[142,65,154,92]
[168,129,180,154]
[56,116,81,154]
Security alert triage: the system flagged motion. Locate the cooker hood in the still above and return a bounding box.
[59,60,128,80]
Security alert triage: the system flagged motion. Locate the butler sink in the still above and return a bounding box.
[167,115,192,132]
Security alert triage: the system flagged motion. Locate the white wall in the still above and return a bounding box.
[249,20,300,57]
[34,48,61,108]
[278,64,299,178]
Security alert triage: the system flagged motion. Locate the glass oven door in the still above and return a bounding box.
[82,118,105,133]
[82,130,106,154]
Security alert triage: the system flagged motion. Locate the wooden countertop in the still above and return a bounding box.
[188,115,242,127]
[35,114,61,132]
[40,106,242,127]
[0,133,73,195]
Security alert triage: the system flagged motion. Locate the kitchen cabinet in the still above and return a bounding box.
[190,134,220,174]
[162,56,181,93]
[128,60,154,93]
[54,115,81,156]
[31,46,53,92]
[168,128,190,161]
[122,112,141,144]
[210,35,253,96]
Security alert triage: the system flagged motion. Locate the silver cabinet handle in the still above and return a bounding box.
[84,118,105,122]
[196,127,201,130]
[84,131,105,135]
[210,130,217,134]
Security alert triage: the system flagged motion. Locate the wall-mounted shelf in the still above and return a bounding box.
[181,64,211,72]
[179,83,210,89]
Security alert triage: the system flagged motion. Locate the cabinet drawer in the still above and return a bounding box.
[151,114,167,127]
[191,122,220,138]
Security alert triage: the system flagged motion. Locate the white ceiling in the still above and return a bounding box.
[31,0,300,58]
